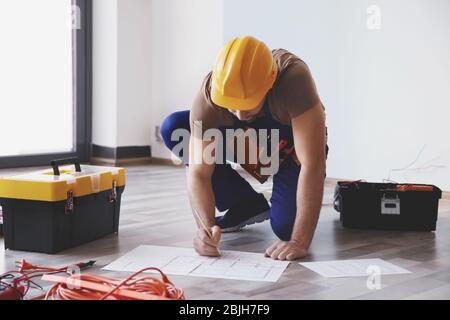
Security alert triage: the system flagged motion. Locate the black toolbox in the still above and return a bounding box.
[0,158,126,253]
[334,181,441,231]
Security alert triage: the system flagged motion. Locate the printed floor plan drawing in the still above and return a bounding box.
[103,245,290,282]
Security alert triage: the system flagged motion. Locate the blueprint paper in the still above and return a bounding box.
[299,259,411,278]
[103,245,289,282]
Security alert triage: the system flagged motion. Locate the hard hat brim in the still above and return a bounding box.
[211,83,270,111]
[211,67,277,111]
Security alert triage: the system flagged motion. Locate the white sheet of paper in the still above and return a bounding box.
[103,245,289,282]
[299,258,411,278]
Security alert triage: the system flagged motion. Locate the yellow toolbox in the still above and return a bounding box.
[0,158,126,253]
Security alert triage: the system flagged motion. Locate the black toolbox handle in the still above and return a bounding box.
[50,158,82,176]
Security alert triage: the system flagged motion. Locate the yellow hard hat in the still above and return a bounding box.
[211,36,278,111]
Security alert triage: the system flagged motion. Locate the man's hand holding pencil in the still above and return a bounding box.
[193,226,221,257]
[193,209,222,257]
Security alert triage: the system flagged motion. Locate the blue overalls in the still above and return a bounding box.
[161,102,328,241]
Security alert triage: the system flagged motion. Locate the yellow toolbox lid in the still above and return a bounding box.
[0,165,126,202]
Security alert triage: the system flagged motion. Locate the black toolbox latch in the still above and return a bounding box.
[65,190,74,215]
[380,190,400,215]
[109,180,117,203]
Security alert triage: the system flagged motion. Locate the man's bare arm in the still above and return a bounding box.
[265,103,326,260]
[290,103,327,249]
[188,136,221,256]
[188,136,215,226]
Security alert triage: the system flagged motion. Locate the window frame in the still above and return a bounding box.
[0,0,92,169]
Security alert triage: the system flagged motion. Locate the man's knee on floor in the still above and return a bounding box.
[270,208,296,241]
[160,111,188,150]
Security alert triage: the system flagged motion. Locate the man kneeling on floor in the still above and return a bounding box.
[161,36,328,261]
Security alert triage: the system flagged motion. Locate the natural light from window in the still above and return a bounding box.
[0,0,74,157]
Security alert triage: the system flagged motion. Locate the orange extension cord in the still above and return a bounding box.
[39,267,185,300]
[1,259,96,300]
[1,259,184,300]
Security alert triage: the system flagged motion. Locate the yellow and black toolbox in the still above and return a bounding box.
[0,158,126,254]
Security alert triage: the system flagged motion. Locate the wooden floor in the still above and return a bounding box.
[1,164,450,300]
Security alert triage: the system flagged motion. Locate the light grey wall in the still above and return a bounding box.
[92,0,119,148]
[149,0,224,158]
[116,0,153,147]
[92,0,224,155]
[224,0,450,189]
[93,0,152,148]
[92,0,450,190]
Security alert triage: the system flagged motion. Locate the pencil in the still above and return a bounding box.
[193,208,213,239]
[193,208,221,255]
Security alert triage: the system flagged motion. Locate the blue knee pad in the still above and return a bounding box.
[269,157,300,241]
[160,110,190,151]
[270,205,296,241]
